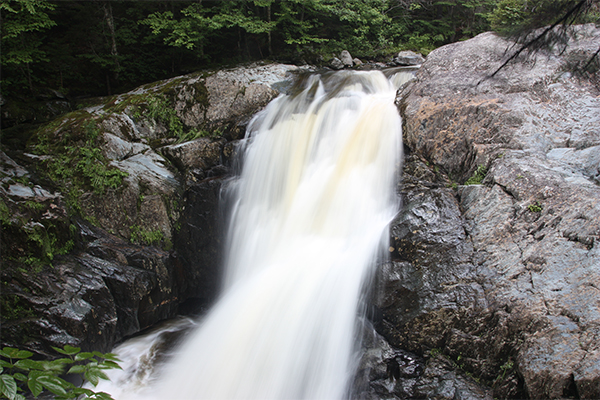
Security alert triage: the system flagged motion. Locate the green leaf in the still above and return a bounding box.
[74,352,93,361]
[72,387,95,396]
[85,370,100,386]
[12,373,27,382]
[52,345,80,356]
[1,348,33,359]
[37,375,68,396]
[14,359,44,370]
[93,392,115,400]
[66,365,86,374]
[0,360,12,368]
[28,377,44,398]
[84,367,109,387]
[99,360,122,370]
[39,360,66,374]
[0,374,18,399]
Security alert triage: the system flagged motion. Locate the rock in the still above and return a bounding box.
[340,50,353,67]
[161,138,226,173]
[331,57,344,70]
[385,24,600,399]
[414,356,493,400]
[394,51,425,66]
[353,58,363,66]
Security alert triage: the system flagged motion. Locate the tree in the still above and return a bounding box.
[0,0,56,93]
[486,0,600,80]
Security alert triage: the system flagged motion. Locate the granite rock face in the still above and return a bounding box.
[375,25,600,399]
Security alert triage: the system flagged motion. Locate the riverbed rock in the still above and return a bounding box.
[384,24,600,399]
[340,50,354,67]
[394,51,425,66]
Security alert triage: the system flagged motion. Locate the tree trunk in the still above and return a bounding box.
[103,1,121,81]
[267,4,273,56]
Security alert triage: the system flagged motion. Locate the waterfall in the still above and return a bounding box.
[102,69,404,400]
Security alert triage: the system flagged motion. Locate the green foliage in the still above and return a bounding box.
[0,0,56,65]
[487,0,597,35]
[499,359,514,379]
[0,295,35,322]
[140,94,183,138]
[0,0,56,93]
[129,225,164,246]
[0,200,10,225]
[527,201,543,212]
[464,165,487,185]
[0,345,120,400]
[34,115,128,210]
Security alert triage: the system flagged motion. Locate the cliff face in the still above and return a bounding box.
[1,63,303,354]
[363,25,599,399]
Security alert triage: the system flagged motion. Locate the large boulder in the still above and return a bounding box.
[0,62,303,354]
[379,24,600,399]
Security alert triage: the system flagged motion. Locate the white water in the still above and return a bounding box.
[100,70,405,400]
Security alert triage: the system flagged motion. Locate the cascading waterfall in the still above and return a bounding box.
[102,69,406,400]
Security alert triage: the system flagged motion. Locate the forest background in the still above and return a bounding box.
[2,0,598,104]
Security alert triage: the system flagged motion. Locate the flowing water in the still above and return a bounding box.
[99,69,410,400]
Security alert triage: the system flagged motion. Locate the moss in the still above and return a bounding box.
[129,225,164,246]
[527,201,543,213]
[464,165,487,185]
[0,293,35,322]
[32,115,129,217]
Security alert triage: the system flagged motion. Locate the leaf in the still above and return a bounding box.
[66,365,86,374]
[52,345,80,356]
[99,360,122,370]
[12,373,27,382]
[0,374,18,399]
[28,377,44,398]
[1,348,33,359]
[85,370,100,386]
[53,358,74,364]
[0,360,12,368]
[36,375,68,396]
[74,352,93,361]
[93,392,115,400]
[14,359,44,370]
[72,387,95,396]
[84,367,109,386]
[40,360,66,374]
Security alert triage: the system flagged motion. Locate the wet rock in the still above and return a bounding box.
[385,24,600,399]
[331,57,344,70]
[414,356,493,400]
[340,50,354,67]
[394,51,425,66]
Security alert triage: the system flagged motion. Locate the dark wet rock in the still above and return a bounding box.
[414,356,493,400]
[331,57,344,70]
[352,320,492,400]
[380,24,600,399]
